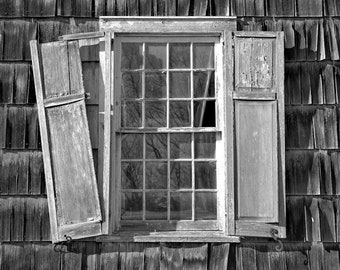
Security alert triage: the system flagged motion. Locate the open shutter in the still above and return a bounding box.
[228,32,285,238]
[30,39,103,243]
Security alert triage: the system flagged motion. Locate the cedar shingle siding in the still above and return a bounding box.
[1,0,340,268]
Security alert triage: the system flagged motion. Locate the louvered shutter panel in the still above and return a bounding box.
[30,40,103,243]
[230,32,286,238]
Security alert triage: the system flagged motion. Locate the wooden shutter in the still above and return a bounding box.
[226,32,286,238]
[30,40,103,243]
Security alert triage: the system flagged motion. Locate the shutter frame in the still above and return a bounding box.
[229,31,286,238]
[30,39,103,243]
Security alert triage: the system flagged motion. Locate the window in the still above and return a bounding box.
[30,17,285,243]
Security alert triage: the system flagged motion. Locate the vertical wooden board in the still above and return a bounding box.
[318,20,326,60]
[0,151,10,194]
[335,65,340,104]
[7,106,26,149]
[0,64,14,104]
[120,243,144,270]
[322,244,340,270]
[82,62,101,105]
[334,198,340,241]
[95,0,105,16]
[331,153,340,195]
[211,0,230,15]
[285,243,309,270]
[160,244,183,270]
[0,106,7,148]
[100,243,119,270]
[286,197,305,241]
[39,198,51,241]
[79,39,100,62]
[144,244,161,270]
[126,0,139,16]
[281,0,295,16]
[24,197,42,241]
[304,197,321,241]
[239,243,256,270]
[177,0,190,15]
[297,107,314,149]
[319,198,336,242]
[87,106,99,149]
[323,65,336,104]
[193,0,208,15]
[60,243,83,270]
[16,152,29,194]
[0,21,3,59]
[13,64,30,104]
[116,0,127,15]
[46,102,100,226]
[308,152,321,195]
[313,109,326,149]
[300,63,312,104]
[323,107,338,149]
[82,242,99,270]
[11,197,25,241]
[0,198,11,241]
[268,243,286,270]
[68,41,84,95]
[235,0,245,15]
[40,42,70,98]
[255,244,270,270]
[208,243,233,270]
[244,0,255,16]
[294,20,307,60]
[25,0,56,16]
[29,151,44,194]
[309,64,323,104]
[26,107,40,149]
[305,20,319,60]
[182,244,208,270]
[2,244,33,270]
[285,62,301,104]
[33,243,60,270]
[236,101,278,221]
[106,0,116,15]
[309,243,323,270]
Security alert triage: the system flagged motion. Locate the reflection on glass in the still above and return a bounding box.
[145,72,166,98]
[194,133,216,158]
[170,192,192,220]
[121,101,142,127]
[170,133,191,159]
[146,162,167,189]
[146,192,167,220]
[195,192,217,220]
[121,134,143,159]
[195,161,216,189]
[122,43,143,70]
[169,72,191,98]
[122,72,142,98]
[146,133,167,159]
[193,71,215,98]
[193,43,214,68]
[145,43,166,69]
[170,162,192,189]
[194,101,215,127]
[169,101,191,127]
[169,43,190,68]
[121,192,143,220]
[122,162,143,189]
[145,101,166,127]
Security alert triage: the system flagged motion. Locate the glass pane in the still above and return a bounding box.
[146,161,167,189]
[193,43,214,68]
[169,72,191,98]
[146,133,167,159]
[170,192,192,220]
[170,162,192,189]
[122,162,143,189]
[194,133,216,158]
[121,101,142,127]
[194,101,215,127]
[145,43,166,69]
[145,72,166,98]
[145,101,166,127]
[121,134,143,159]
[195,192,217,220]
[122,72,142,98]
[169,101,191,127]
[195,161,216,189]
[169,43,190,68]
[146,192,167,220]
[121,192,143,220]
[193,71,215,98]
[122,43,143,70]
[170,133,191,159]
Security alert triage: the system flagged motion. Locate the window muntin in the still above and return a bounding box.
[115,36,225,230]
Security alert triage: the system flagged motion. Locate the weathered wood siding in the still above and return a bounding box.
[0,0,340,269]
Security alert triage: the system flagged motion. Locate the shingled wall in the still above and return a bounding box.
[1,0,340,269]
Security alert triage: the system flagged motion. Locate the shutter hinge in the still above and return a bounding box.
[270,229,283,252]
[54,235,73,253]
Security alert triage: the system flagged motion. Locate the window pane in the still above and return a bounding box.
[145,43,166,69]
[145,72,166,98]
[195,161,216,189]
[170,133,191,159]
[169,101,191,127]
[121,134,143,159]
[145,101,166,127]
[146,192,167,220]
[122,43,143,70]
[193,71,215,98]
[194,133,216,158]
[122,72,142,98]
[146,161,167,189]
[193,43,214,68]
[169,43,190,68]
[170,192,192,220]
[170,162,192,189]
[195,192,217,220]
[121,101,142,127]
[146,133,167,159]
[169,72,190,98]
[121,192,143,220]
[194,101,215,127]
[122,162,143,189]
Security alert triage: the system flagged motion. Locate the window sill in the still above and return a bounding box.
[94,232,240,243]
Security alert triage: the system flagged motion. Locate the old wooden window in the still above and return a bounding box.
[30,17,285,243]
